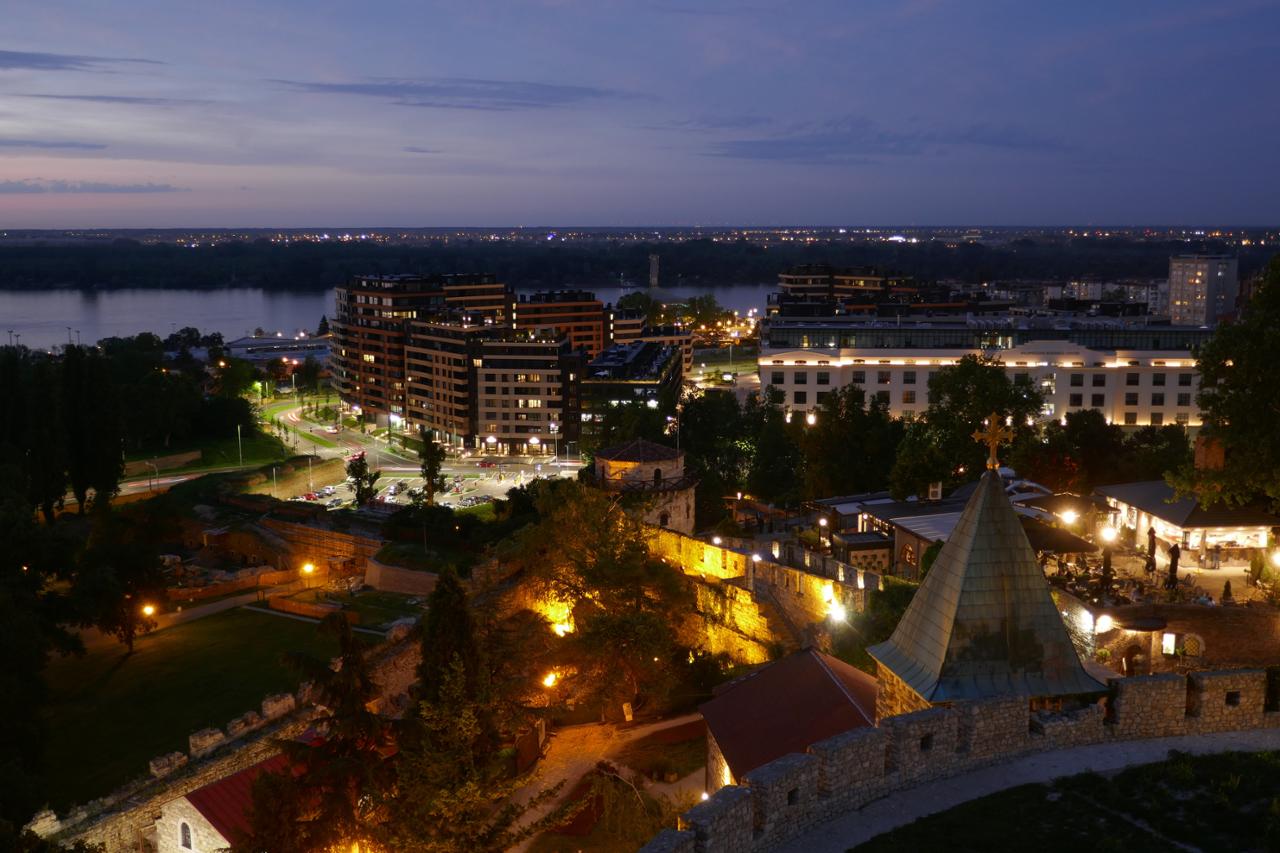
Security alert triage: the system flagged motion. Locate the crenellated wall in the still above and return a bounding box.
[644,669,1280,853]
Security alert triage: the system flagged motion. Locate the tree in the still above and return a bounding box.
[237,615,395,853]
[677,390,749,526]
[346,453,380,506]
[416,568,479,704]
[743,388,803,503]
[73,509,167,653]
[1170,258,1280,508]
[801,384,903,498]
[1008,409,1126,493]
[316,314,330,336]
[417,428,448,507]
[889,355,1041,498]
[298,356,322,393]
[384,661,569,853]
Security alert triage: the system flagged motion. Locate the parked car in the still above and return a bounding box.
[477,460,497,468]
[325,425,340,434]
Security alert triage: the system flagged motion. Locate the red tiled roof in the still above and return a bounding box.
[700,648,877,780]
[185,753,291,844]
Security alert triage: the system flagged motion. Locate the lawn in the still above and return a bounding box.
[42,608,340,809]
[127,432,289,471]
[851,750,1280,853]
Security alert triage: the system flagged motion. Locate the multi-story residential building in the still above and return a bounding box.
[759,316,1213,427]
[513,290,607,356]
[582,341,683,421]
[474,334,582,455]
[331,274,510,422]
[1168,255,1238,327]
[608,306,647,346]
[405,318,491,444]
[778,265,915,301]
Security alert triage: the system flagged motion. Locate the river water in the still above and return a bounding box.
[0,283,775,349]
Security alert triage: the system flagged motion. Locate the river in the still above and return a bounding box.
[0,283,775,349]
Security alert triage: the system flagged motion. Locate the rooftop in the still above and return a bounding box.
[700,648,877,780]
[185,753,290,843]
[595,437,682,463]
[1094,481,1279,529]
[869,471,1106,703]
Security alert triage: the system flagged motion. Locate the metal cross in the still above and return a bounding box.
[971,412,1013,470]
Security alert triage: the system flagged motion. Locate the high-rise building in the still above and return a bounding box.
[330,274,511,423]
[513,290,607,356]
[1168,255,1237,327]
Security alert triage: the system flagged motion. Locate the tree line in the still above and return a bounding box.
[0,234,1270,291]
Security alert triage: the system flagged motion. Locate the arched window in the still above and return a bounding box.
[653,468,662,486]
[180,822,193,850]
[659,511,670,528]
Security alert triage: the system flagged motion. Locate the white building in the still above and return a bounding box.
[759,318,1212,427]
[1168,255,1238,327]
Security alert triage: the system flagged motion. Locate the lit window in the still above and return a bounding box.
[1162,633,1177,655]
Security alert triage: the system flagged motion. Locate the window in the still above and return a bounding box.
[1070,373,1084,387]
[903,370,916,385]
[903,390,916,405]
[1124,412,1137,425]
[877,370,891,385]
[1069,393,1082,407]
[874,391,889,406]
[1014,372,1029,384]
[1226,691,1241,707]
[1125,392,1139,406]
[1176,412,1189,425]
[1126,373,1140,386]
[919,734,934,752]
[794,371,807,385]
[1091,394,1105,407]
[787,788,800,806]
[1151,393,1165,407]
[1151,413,1164,425]
[816,371,830,385]
[771,371,784,385]
[1092,374,1106,387]
[1153,373,1166,386]
[1178,373,1193,387]
[180,823,192,850]
[1162,632,1177,655]
[1177,393,1191,407]
[852,370,865,384]
[794,391,807,405]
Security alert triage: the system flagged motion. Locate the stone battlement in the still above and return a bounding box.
[643,668,1278,853]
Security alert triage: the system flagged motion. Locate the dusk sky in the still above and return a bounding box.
[2,1,1278,227]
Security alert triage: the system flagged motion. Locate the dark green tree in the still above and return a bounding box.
[1170,258,1280,508]
[416,568,479,704]
[801,384,903,498]
[316,315,330,336]
[237,615,395,853]
[346,453,380,506]
[417,428,448,507]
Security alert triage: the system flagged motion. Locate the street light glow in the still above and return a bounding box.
[1100,526,1117,543]
[1095,614,1114,633]
[542,671,558,687]
[302,563,316,574]
[805,412,816,426]
[1061,509,1079,525]
[141,604,156,617]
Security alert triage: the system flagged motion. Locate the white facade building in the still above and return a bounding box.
[1168,255,1238,327]
[758,318,1212,428]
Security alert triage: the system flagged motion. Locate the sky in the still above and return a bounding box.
[1,0,1278,227]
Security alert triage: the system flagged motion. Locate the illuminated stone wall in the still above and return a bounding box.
[875,666,932,721]
[643,669,1279,853]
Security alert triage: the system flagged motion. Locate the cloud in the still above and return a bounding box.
[0,49,161,72]
[0,139,107,150]
[273,77,642,111]
[708,116,1069,163]
[403,146,441,154]
[17,93,206,106]
[0,179,186,194]
[644,115,774,132]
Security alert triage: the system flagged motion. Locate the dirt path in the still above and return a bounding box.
[508,712,702,852]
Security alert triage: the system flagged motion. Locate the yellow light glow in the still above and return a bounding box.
[302,563,316,574]
[1095,614,1114,634]
[1061,510,1079,525]
[828,601,848,622]
[141,604,156,617]
[722,763,732,787]
[542,672,558,688]
[1100,526,1117,543]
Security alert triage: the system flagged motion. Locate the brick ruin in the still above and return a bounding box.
[643,668,1277,853]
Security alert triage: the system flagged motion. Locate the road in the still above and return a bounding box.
[116,398,582,506]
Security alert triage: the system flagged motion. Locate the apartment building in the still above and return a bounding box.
[582,341,683,420]
[474,335,582,455]
[513,290,607,356]
[1168,255,1238,327]
[759,317,1213,427]
[778,265,915,301]
[331,274,510,421]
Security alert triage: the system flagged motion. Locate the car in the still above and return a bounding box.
[326,497,343,507]
[477,460,496,468]
[325,425,340,434]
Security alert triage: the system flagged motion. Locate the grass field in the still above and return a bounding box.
[289,588,426,629]
[126,433,289,471]
[851,750,1280,853]
[611,720,707,780]
[42,608,340,809]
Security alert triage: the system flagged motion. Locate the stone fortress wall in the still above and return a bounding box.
[642,668,1277,853]
[35,634,420,852]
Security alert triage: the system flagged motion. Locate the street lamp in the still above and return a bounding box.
[1061,509,1079,525]
[1100,525,1118,544]
[805,412,817,426]
[302,562,316,590]
[542,671,558,688]
[712,536,722,546]
[141,604,156,617]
